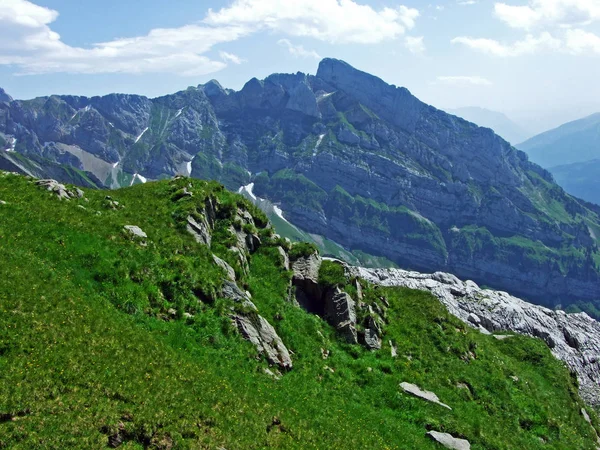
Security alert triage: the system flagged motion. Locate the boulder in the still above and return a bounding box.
[399,382,452,410]
[123,225,147,239]
[426,431,470,450]
[233,313,293,370]
[212,254,236,282]
[35,179,74,201]
[186,214,211,246]
[363,328,381,350]
[325,287,358,344]
[292,253,323,311]
[276,246,290,271]
[221,280,256,311]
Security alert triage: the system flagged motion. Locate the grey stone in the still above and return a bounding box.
[292,252,323,309]
[35,179,73,200]
[276,246,290,271]
[325,288,357,344]
[123,225,147,239]
[186,214,211,246]
[221,281,256,311]
[426,431,470,450]
[400,382,452,410]
[213,254,236,281]
[233,313,293,370]
[363,328,381,350]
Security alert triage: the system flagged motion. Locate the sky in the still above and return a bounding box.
[1,0,600,134]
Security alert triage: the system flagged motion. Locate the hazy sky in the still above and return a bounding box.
[1,0,600,132]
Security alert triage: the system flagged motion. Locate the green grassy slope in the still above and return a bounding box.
[0,172,597,449]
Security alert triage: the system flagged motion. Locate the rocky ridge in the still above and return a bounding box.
[352,264,600,407]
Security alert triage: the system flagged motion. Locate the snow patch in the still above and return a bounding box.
[313,134,325,156]
[134,127,149,144]
[240,182,257,201]
[130,173,147,186]
[108,122,115,128]
[318,92,335,100]
[175,108,184,118]
[273,205,285,220]
[112,161,119,168]
[186,160,192,175]
[6,137,16,152]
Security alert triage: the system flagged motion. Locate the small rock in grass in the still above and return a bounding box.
[400,382,452,410]
[124,225,147,239]
[426,431,470,449]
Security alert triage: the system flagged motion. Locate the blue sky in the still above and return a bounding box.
[1,0,600,132]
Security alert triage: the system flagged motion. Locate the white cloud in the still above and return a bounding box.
[0,0,249,75]
[494,0,600,30]
[458,0,478,5]
[219,51,245,64]
[435,75,493,86]
[405,36,426,54]
[0,0,421,76]
[205,0,419,44]
[564,28,600,53]
[277,39,321,59]
[452,32,562,56]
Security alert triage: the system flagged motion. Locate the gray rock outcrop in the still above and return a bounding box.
[186,215,211,246]
[400,382,452,410]
[354,266,600,407]
[123,225,147,239]
[213,254,236,281]
[426,431,470,450]
[35,179,79,201]
[233,313,293,370]
[291,252,323,311]
[324,287,358,344]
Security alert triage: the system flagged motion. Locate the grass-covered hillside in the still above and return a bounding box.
[0,172,598,449]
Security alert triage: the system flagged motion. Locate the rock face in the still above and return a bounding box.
[233,314,293,370]
[291,252,323,312]
[324,288,358,344]
[354,266,600,407]
[3,59,600,309]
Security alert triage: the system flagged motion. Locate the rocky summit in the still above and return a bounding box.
[2,59,600,310]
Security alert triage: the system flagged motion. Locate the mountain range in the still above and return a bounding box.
[518,113,600,168]
[2,59,600,310]
[515,113,600,206]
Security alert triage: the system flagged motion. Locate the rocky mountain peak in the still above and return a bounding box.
[316,58,424,133]
[0,87,13,103]
[202,79,227,98]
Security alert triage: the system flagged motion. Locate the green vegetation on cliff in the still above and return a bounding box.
[0,172,597,449]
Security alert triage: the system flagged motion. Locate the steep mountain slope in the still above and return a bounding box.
[0,171,599,449]
[518,113,600,168]
[445,107,531,144]
[549,159,600,205]
[2,59,600,308]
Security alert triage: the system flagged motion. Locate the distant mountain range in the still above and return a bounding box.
[518,113,600,168]
[2,59,600,308]
[550,159,600,206]
[515,113,600,205]
[445,106,532,145]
